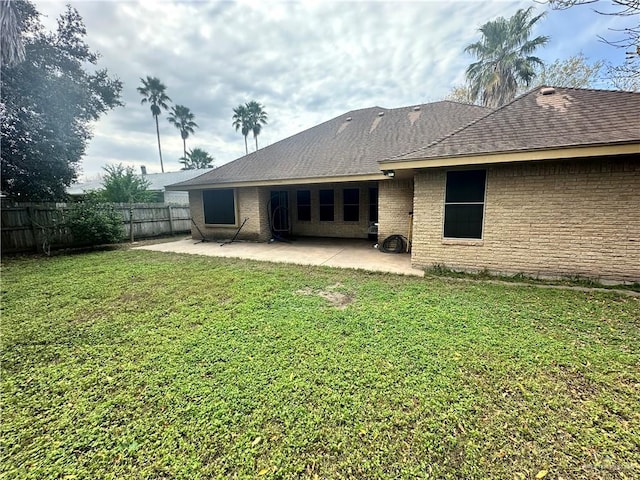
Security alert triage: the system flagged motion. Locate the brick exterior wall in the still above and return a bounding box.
[411,157,640,282]
[288,182,377,239]
[378,179,414,242]
[189,187,270,242]
[188,182,378,242]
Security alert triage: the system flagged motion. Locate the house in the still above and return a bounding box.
[168,101,489,240]
[168,87,640,282]
[67,168,213,204]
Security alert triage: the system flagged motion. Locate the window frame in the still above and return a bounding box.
[442,170,487,240]
[368,186,378,223]
[296,189,311,222]
[319,189,334,222]
[343,187,360,222]
[202,188,238,227]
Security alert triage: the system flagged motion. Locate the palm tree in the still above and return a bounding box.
[246,100,268,151]
[232,104,251,155]
[137,76,171,172]
[167,105,198,158]
[464,7,549,108]
[179,148,215,170]
[1,0,26,67]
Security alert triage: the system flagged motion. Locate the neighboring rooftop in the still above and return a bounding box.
[383,87,640,163]
[68,168,213,195]
[169,101,490,189]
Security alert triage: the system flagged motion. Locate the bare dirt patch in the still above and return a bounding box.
[296,282,355,309]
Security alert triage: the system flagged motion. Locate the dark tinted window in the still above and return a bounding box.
[203,189,235,225]
[319,189,334,221]
[343,188,359,205]
[444,205,484,239]
[445,170,486,203]
[297,190,311,221]
[343,188,359,222]
[319,189,333,205]
[443,170,486,239]
[369,187,378,222]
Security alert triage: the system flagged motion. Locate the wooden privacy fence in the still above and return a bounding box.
[1,202,191,254]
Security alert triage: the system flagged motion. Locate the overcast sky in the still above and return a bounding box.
[34,0,632,180]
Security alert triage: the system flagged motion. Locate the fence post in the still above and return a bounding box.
[129,203,134,243]
[168,206,174,234]
[27,206,39,253]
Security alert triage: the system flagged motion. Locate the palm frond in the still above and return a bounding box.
[464,7,548,107]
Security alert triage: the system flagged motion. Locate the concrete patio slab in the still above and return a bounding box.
[133,237,424,277]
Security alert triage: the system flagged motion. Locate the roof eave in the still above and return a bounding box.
[166,172,389,191]
[379,142,640,170]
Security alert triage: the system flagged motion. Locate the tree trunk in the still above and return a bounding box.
[244,135,248,155]
[255,135,258,151]
[183,137,187,159]
[155,115,164,173]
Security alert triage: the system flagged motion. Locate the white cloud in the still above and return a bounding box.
[32,0,630,179]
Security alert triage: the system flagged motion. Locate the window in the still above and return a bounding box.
[203,189,236,225]
[343,188,360,222]
[443,170,486,239]
[297,190,311,221]
[319,189,334,221]
[369,187,378,223]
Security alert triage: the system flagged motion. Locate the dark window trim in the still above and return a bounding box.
[343,187,360,222]
[368,186,379,223]
[319,188,334,222]
[202,188,238,227]
[442,170,487,240]
[296,189,311,222]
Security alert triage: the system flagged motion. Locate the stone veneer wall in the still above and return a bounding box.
[411,157,640,282]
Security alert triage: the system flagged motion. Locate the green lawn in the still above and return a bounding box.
[2,250,639,479]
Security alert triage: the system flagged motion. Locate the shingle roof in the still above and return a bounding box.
[170,101,490,188]
[384,87,640,163]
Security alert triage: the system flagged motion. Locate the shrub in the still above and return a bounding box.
[67,201,124,245]
[98,164,155,203]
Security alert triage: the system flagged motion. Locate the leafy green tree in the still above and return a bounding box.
[138,76,171,173]
[465,7,549,107]
[1,1,123,201]
[536,53,604,88]
[246,100,268,151]
[98,164,155,203]
[167,104,198,158]
[444,85,477,104]
[179,148,215,170]
[232,103,251,155]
